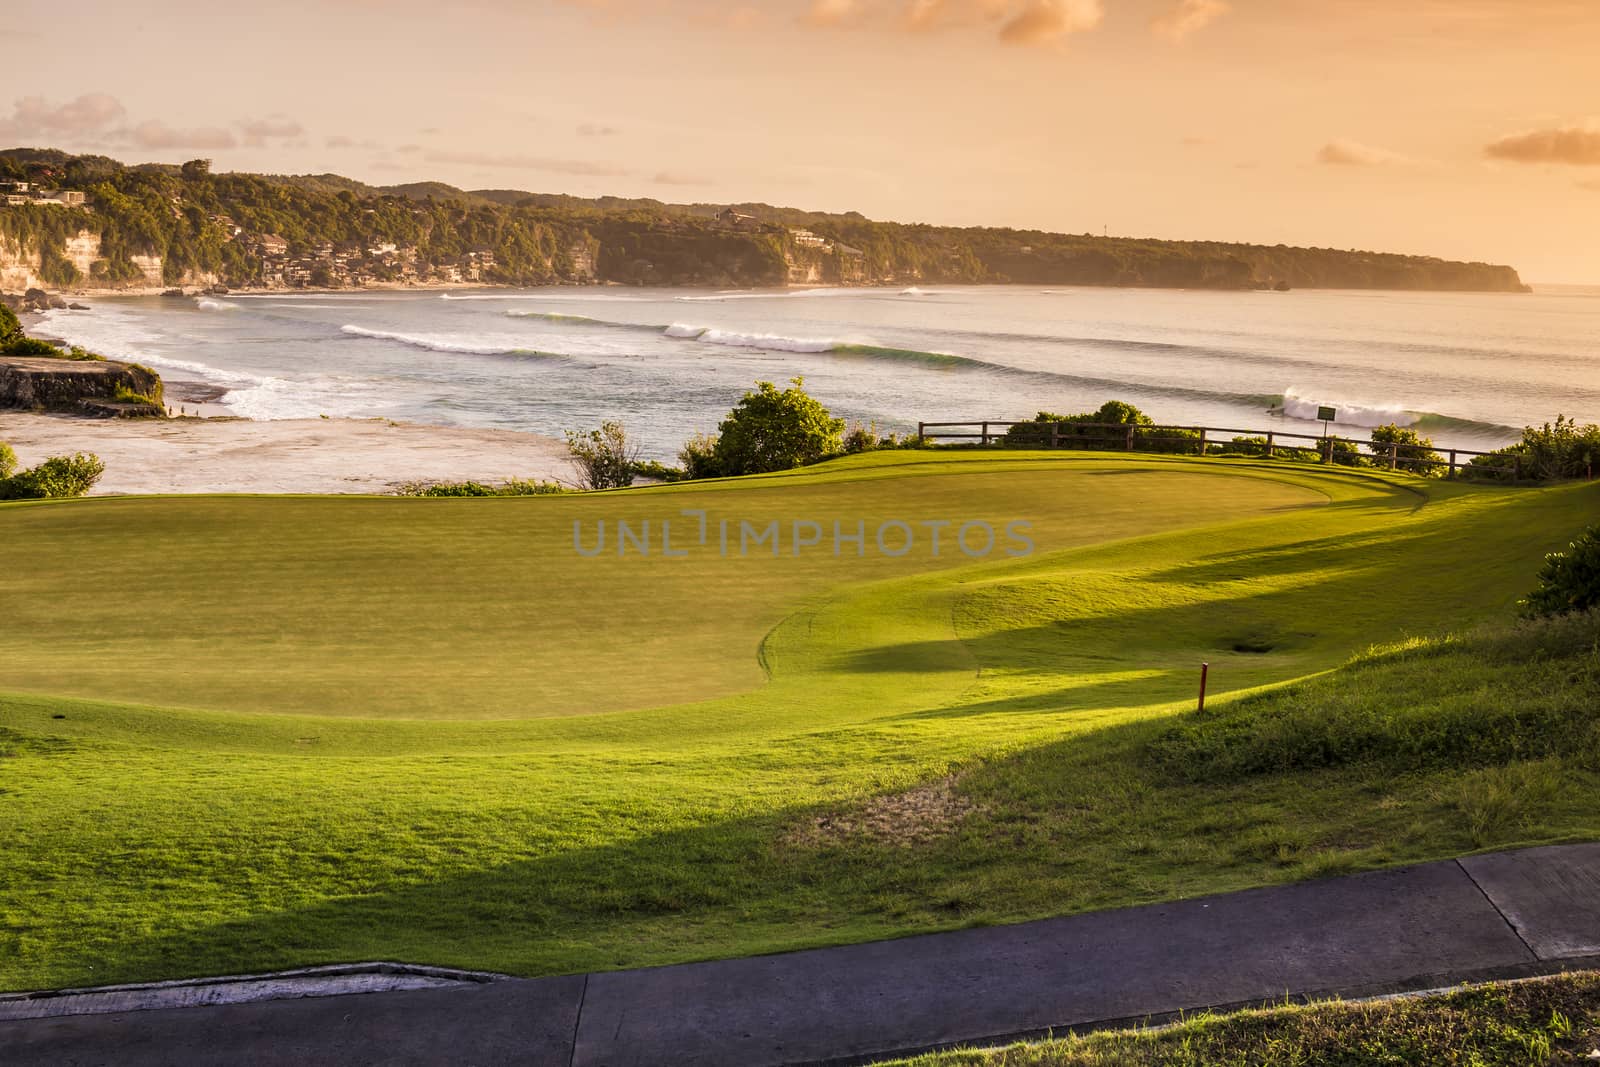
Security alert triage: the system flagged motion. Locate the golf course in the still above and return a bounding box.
[2,449,1597,993]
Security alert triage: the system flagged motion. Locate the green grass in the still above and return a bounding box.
[0,451,1596,992]
[878,971,1600,1066]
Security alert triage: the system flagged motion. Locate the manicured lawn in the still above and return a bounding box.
[1,451,1595,991]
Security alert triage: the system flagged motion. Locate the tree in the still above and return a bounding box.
[713,378,845,475]
[180,159,212,181]
[0,451,105,499]
[1368,423,1444,477]
[0,303,22,346]
[565,421,637,490]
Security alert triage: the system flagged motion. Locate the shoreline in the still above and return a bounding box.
[0,411,576,495]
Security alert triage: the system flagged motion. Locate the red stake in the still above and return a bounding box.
[1198,661,1209,713]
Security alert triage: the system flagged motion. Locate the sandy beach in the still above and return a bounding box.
[0,412,576,495]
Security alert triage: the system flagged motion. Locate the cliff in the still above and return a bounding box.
[0,356,165,417]
[0,147,1532,295]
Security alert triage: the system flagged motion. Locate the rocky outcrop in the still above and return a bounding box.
[0,357,165,417]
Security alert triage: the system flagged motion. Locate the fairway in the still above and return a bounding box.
[2,451,1596,993]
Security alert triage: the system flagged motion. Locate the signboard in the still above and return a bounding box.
[1316,405,1337,423]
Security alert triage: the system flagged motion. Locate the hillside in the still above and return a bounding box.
[0,148,1529,294]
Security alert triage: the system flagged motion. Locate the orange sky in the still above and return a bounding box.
[4,0,1598,281]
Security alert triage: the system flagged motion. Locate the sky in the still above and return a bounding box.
[2,0,1598,282]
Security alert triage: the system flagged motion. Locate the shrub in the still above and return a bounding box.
[0,303,21,345]
[842,421,880,454]
[678,431,723,479]
[0,452,105,499]
[713,378,844,475]
[564,421,637,490]
[395,478,566,497]
[1520,525,1600,618]
[1369,423,1445,476]
[1325,436,1366,467]
[629,459,687,482]
[1470,416,1600,483]
[0,441,16,478]
[1,337,64,357]
[1003,401,1154,449]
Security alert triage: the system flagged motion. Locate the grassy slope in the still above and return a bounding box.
[0,452,1596,991]
[880,972,1600,1066]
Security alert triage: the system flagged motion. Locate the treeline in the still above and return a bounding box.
[0,148,1529,292]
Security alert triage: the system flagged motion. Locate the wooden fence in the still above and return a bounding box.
[914,420,1520,480]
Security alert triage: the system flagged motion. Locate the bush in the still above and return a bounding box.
[842,421,880,454]
[0,451,105,499]
[1325,436,1366,467]
[1469,416,1600,483]
[629,459,687,482]
[0,303,21,345]
[678,431,723,479]
[1002,401,1153,449]
[0,441,16,478]
[1,337,64,357]
[713,378,844,475]
[1369,423,1445,476]
[1520,525,1600,618]
[395,478,566,497]
[564,421,637,490]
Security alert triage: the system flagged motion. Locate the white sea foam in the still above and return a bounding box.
[1279,387,1418,428]
[194,298,239,312]
[664,323,837,353]
[341,324,546,356]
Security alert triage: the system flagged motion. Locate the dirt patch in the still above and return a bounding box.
[787,777,985,848]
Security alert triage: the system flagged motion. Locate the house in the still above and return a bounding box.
[716,207,762,233]
[254,234,290,256]
[44,190,87,207]
[790,228,830,250]
[3,194,28,207]
[3,181,30,195]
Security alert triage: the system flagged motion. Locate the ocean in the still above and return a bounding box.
[36,283,1600,460]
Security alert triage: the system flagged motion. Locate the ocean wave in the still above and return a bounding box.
[340,324,559,357]
[664,323,837,353]
[440,291,651,302]
[194,298,239,312]
[505,310,663,333]
[1268,388,1518,436]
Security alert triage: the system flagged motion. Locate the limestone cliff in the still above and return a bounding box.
[0,356,165,416]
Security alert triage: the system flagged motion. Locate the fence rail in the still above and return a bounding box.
[914,420,1520,480]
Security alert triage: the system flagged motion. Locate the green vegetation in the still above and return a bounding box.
[1521,524,1600,618]
[0,148,1529,291]
[1470,415,1600,482]
[881,973,1600,1066]
[711,377,847,474]
[393,478,568,497]
[0,447,104,499]
[1,453,1597,993]
[0,303,21,344]
[565,420,638,490]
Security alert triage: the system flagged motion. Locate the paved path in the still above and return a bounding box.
[5,843,1597,1066]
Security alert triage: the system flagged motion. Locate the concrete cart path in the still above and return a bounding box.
[5,842,1598,1067]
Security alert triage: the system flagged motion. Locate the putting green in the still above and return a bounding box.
[1,451,1594,992]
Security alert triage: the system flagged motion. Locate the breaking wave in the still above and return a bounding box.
[340,324,559,358]
[194,298,238,312]
[1273,388,1518,436]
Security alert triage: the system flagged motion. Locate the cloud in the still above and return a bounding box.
[0,93,126,138]
[238,116,305,147]
[1151,0,1229,41]
[1316,139,1409,167]
[1484,123,1600,166]
[652,171,713,186]
[998,0,1103,46]
[423,149,631,177]
[577,122,620,137]
[128,120,239,150]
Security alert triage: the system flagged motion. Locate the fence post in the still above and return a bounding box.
[1388,442,1398,471]
[1323,436,1334,466]
[1266,431,1275,458]
[1197,428,1208,456]
[981,421,990,447]
[1125,425,1135,451]
[1448,449,1457,479]
[1512,456,1520,484]
[1051,422,1061,449]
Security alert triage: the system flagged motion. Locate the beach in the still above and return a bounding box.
[0,412,575,495]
